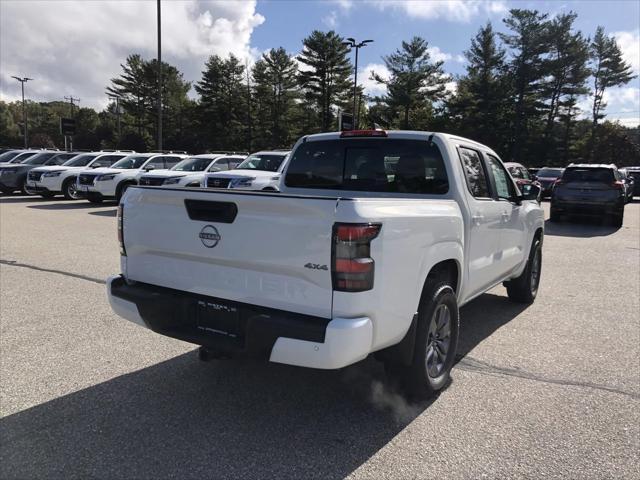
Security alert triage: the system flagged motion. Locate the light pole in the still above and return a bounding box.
[11,76,33,148]
[342,38,373,129]
[157,0,163,151]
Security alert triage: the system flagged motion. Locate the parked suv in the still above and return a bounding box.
[108,130,544,398]
[77,153,186,203]
[618,169,635,203]
[137,154,245,187]
[627,168,640,197]
[0,150,40,166]
[0,151,79,194]
[535,167,564,198]
[550,164,626,226]
[505,162,541,199]
[27,151,132,199]
[203,150,290,191]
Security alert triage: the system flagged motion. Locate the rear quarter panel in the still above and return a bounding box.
[332,198,463,351]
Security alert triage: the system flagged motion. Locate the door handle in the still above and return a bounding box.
[501,211,510,222]
[472,214,484,226]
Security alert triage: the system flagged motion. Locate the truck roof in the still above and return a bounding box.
[302,130,498,156]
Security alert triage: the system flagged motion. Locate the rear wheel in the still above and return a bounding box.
[611,208,624,228]
[115,182,134,203]
[87,193,103,204]
[384,281,459,398]
[62,178,80,200]
[505,237,542,304]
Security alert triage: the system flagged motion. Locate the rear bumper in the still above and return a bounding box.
[551,199,623,215]
[107,275,373,369]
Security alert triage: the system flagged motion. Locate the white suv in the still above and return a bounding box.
[203,150,290,191]
[27,151,132,199]
[76,153,186,203]
[137,154,245,188]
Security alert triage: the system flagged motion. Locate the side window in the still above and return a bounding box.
[148,156,166,168]
[163,156,181,168]
[208,159,226,172]
[228,158,242,169]
[486,155,516,200]
[94,155,121,167]
[458,147,490,198]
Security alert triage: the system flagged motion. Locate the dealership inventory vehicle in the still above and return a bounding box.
[505,162,541,199]
[27,151,131,199]
[618,169,635,203]
[203,150,290,191]
[108,130,544,397]
[77,153,186,203]
[550,164,626,226]
[627,167,640,197]
[0,151,78,194]
[137,153,245,188]
[0,150,40,166]
[535,167,564,198]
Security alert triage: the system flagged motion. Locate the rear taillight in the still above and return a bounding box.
[117,204,126,256]
[332,223,381,292]
[611,180,624,190]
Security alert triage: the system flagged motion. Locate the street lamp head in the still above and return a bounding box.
[346,37,356,43]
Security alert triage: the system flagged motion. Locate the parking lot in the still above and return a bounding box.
[0,194,638,479]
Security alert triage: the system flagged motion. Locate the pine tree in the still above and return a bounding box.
[297,30,352,132]
[252,48,299,149]
[448,22,509,152]
[371,36,449,129]
[589,26,636,158]
[500,9,551,162]
[195,54,247,151]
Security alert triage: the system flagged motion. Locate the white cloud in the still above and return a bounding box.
[0,0,264,109]
[322,10,339,29]
[427,46,465,64]
[331,0,354,12]
[576,86,640,127]
[612,30,640,75]
[368,0,508,23]
[359,63,391,98]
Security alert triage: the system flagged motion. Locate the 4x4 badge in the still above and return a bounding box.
[305,263,328,271]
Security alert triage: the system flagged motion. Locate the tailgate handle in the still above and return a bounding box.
[184,199,238,223]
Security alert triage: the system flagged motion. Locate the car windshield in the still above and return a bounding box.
[171,157,212,172]
[0,151,21,162]
[63,154,98,167]
[111,155,151,169]
[285,139,449,194]
[237,154,286,172]
[10,152,37,163]
[537,168,563,178]
[22,152,58,165]
[562,168,614,183]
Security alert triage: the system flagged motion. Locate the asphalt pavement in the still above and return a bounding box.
[0,194,638,479]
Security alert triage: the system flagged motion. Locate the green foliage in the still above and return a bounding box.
[298,30,352,131]
[372,36,449,129]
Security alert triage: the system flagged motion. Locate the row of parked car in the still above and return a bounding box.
[503,161,638,227]
[0,147,636,227]
[0,148,291,202]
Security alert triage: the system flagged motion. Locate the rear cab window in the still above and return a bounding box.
[563,168,615,183]
[285,139,448,194]
[458,147,490,198]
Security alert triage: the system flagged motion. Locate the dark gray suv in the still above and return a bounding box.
[550,164,626,227]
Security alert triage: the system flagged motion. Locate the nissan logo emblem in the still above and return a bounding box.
[199,225,221,248]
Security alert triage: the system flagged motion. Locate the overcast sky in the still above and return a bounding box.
[1,0,638,126]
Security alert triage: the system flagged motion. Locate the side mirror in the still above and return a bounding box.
[91,164,101,169]
[145,164,156,171]
[521,183,541,202]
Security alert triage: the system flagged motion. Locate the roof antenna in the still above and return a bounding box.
[427,133,434,146]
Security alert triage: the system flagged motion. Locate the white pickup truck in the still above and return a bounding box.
[108,130,544,397]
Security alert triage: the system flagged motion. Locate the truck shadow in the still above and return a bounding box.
[0,292,524,480]
[28,201,113,210]
[543,218,619,237]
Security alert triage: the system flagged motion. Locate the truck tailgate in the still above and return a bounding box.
[122,187,338,318]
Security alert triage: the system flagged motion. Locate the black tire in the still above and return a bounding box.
[385,281,459,398]
[62,178,79,200]
[115,182,134,202]
[612,209,624,228]
[87,193,103,204]
[505,237,542,304]
[0,187,15,195]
